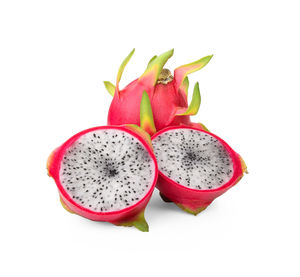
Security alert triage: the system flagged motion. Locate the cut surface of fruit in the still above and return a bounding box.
[47,126,158,231]
[60,129,156,212]
[152,128,234,190]
[151,126,245,214]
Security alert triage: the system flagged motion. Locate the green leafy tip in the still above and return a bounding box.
[103,81,115,96]
[60,197,74,214]
[116,211,149,232]
[132,212,149,232]
[125,124,153,150]
[174,54,213,92]
[116,48,135,96]
[176,203,208,215]
[140,91,156,136]
[147,55,157,67]
[139,49,174,87]
[181,76,189,97]
[198,122,209,132]
[177,82,201,116]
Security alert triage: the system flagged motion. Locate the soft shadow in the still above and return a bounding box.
[147,189,218,219]
[147,189,185,216]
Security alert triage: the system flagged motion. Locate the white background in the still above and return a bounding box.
[1,0,299,276]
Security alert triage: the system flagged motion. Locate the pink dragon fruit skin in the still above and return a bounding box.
[105,49,213,134]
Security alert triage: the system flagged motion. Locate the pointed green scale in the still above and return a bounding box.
[239,155,248,174]
[115,48,135,96]
[116,211,149,232]
[132,211,149,232]
[177,82,201,116]
[125,124,153,150]
[140,91,156,136]
[174,55,213,92]
[181,76,189,97]
[176,203,207,215]
[60,197,74,214]
[198,122,209,132]
[103,81,116,96]
[147,55,157,67]
[139,49,174,87]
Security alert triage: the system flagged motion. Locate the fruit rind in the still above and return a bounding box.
[60,197,74,214]
[159,192,172,202]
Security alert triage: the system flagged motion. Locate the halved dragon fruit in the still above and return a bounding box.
[151,126,247,215]
[104,49,212,134]
[47,122,158,232]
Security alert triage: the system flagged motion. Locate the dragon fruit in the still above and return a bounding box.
[104,49,213,134]
[47,96,159,231]
[151,125,247,214]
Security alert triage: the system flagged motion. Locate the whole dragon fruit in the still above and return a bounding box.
[104,49,212,134]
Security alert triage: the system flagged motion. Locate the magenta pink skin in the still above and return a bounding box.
[107,78,191,132]
[185,122,206,130]
[48,126,158,224]
[151,126,244,211]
